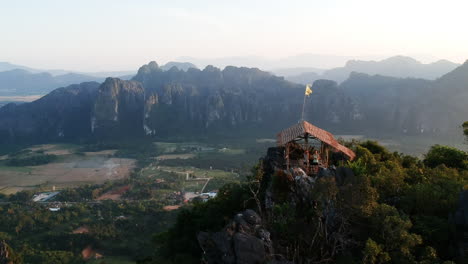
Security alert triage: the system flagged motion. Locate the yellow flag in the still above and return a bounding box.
[305,84,313,96]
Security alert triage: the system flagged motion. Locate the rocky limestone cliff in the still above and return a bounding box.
[198,209,277,264]
[133,61,303,137]
[1,60,468,143]
[92,78,145,138]
[0,82,99,143]
[340,61,468,137]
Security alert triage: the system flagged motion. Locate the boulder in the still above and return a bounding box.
[198,209,272,264]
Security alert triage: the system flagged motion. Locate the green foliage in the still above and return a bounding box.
[424,145,467,169]
[24,250,76,264]
[339,172,378,217]
[360,141,392,161]
[8,190,35,202]
[362,238,390,264]
[114,142,161,167]
[400,166,465,216]
[6,153,57,166]
[55,184,103,202]
[400,155,419,169]
[0,144,26,156]
[158,146,263,175]
[347,157,368,176]
[368,204,422,262]
[463,121,468,137]
[351,141,467,263]
[0,200,176,263]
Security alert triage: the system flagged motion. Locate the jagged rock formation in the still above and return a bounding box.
[1,60,468,143]
[133,61,302,137]
[339,60,468,137]
[198,209,276,264]
[0,62,304,143]
[0,82,99,143]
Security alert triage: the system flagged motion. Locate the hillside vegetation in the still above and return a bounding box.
[152,140,468,264]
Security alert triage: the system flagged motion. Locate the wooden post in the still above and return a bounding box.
[304,133,309,174]
[325,145,329,167]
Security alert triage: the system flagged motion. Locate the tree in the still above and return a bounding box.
[368,204,422,262]
[362,238,390,264]
[424,145,467,170]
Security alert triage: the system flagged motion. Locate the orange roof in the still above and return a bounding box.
[277,121,356,160]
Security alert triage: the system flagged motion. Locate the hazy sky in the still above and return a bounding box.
[1,0,467,71]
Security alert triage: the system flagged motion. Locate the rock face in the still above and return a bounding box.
[198,209,274,264]
[0,62,305,143]
[133,62,302,137]
[92,78,145,138]
[340,61,468,137]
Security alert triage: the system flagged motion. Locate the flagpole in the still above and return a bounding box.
[301,84,312,122]
[301,93,307,121]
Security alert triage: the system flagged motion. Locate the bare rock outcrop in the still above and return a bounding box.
[198,209,275,264]
[0,240,14,264]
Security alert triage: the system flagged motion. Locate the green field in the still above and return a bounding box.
[0,144,136,194]
[0,139,266,195]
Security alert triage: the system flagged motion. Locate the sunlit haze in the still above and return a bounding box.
[1,0,467,71]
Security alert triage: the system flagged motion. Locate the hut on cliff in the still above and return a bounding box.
[277,120,356,175]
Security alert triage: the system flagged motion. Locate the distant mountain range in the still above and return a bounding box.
[0,69,104,96]
[0,61,198,96]
[0,61,135,77]
[0,59,467,144]
[160,62,198,71]
[0,62,39,73]
[281,56,460,84]
[1,56,460,97]
[177,54,380,70]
